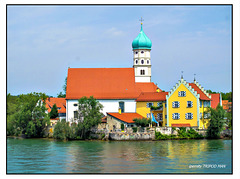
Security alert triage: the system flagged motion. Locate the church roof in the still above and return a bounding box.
[107,112,145,124]
[136,92,168,102]
[135,82,160,92]
[132,24,152,50]
[67,68,160,100]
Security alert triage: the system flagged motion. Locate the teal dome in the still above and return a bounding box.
[132,24,152,50]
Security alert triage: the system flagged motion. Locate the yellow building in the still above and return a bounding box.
[166,78,211,129]
[136,92,168,126]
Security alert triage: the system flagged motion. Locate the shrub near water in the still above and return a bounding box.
[155,127,204,140]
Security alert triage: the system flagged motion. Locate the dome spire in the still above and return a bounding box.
[132,18,152,50]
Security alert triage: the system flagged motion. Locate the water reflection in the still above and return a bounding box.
[7,138,232,173]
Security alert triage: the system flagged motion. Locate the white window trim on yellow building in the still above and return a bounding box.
[172,113,180,119]
[166,78,200,127]
[185,113,193,119]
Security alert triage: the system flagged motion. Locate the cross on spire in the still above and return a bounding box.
[194,74,196,81]
[139,17,144,24]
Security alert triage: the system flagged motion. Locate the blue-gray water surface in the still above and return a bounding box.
[7,138,232,174]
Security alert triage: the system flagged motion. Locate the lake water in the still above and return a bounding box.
[7,138,232,174]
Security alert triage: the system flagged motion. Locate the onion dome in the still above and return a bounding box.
[132,23,152,50]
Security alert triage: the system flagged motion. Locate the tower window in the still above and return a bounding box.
[135,51,138,54]
[141,60,144,64]
[140,69,145,75]
[135,60,138,64]
[141,51,144,54]
[147,60,149,64]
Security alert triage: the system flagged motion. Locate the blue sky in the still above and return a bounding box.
[7,5,232,96]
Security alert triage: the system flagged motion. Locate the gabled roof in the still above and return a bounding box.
[45,97,66,113]
[189,83,211,101]
[210,93,221,109]
[107,113,145,124]
[136,92,168,102]
[66,68,159,100]
[135,82,160,92]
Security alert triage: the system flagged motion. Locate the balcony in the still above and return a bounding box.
[150,106,163,111]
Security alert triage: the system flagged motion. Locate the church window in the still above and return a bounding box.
[74,111,78,119]
[135,51,138,54]
[140,69,145,75]
[119,102,125,113]
[135,60,138,64]
[147,60,149,64]
[141,60,144,64]
[73,103,78,107]
[141,51,144,54]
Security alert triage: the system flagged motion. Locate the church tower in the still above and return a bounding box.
[132,22,152,82]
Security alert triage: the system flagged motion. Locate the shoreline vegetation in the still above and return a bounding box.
[7,93,232,141]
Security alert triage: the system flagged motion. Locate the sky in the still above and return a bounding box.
[7,5,232,96]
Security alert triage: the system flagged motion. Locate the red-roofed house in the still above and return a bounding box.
[107,112,145,131]
[45,97,66,121]
[166,78,215,129]
[210,93,222,109]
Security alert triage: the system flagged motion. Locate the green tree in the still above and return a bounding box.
[133,118,151,127]
[76,96,103,139]
[7,92,50,137]
[207,104,225,139]
[49,104,59,119]
[57,92,66,98]
[53,120,71,140]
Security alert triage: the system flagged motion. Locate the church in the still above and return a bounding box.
[66,22,160,122]
[65,22,221,129]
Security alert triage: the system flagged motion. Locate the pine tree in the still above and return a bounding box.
[49,104,59,119]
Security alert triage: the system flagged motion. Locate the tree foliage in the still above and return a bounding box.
[7,93,50,137]
[133,118,151,127]
[53,96,103,140]
[49,104,59,119]
[207,104,225,139]
[76,96,103,139]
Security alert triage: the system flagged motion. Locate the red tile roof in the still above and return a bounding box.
[189,83,211,100]
[135,82,160,92]
[172,123,191,127]
[210,93,221,109]
[66,68,159,100]
[45,98,66,113]
[107,113,145,124]
[136,92,168,101]
[222,100,232,110]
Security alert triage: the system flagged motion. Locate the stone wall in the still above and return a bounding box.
[109,132,155,140]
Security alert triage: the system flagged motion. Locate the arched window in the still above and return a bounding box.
[135,51,138,54]
[135,60,138,64]
[147,60,149,64]
[141,60,144,64]
[141,51,144,54]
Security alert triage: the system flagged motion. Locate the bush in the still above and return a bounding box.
[207,105,225,139]
[121,123,124,131]
[132,127,137,133]
[155,132,176,140]
[133,118,151,127]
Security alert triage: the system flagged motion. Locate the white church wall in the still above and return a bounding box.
[66,99,136,122]
[135,76,151,82]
